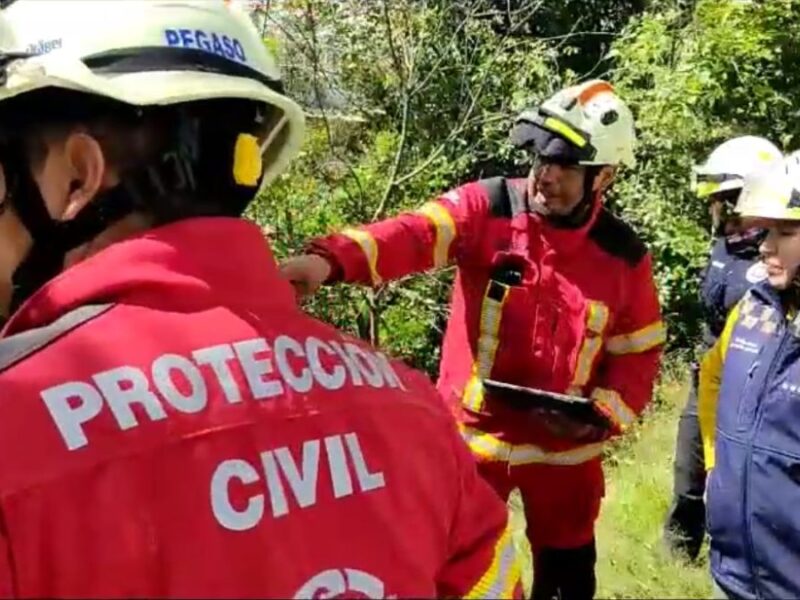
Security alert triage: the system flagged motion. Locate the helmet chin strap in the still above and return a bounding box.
[10,182,138,312]
[7,128,200,311]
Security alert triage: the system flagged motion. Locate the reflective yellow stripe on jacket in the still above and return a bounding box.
[416,201,457,268]
[570,301,610,390]
[698,302,741,471]
[342,228,382,286]
[463,281,511,412]
[591,387,636,431]
[605,320,667,355]
[465,523,522,599]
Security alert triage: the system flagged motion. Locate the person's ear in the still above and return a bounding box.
[59,132,107,220]
[592,166,618,192]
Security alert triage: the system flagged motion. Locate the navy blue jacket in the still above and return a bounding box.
[700,232,766,349]
[703,283,800,599]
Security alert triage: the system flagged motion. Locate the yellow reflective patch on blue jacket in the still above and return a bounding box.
[699,302,741,471]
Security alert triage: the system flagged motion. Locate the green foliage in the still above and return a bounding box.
[251,0,800,373]
[508,371,712,598]
[593,376,712,599]
[252,0,559,374]
[481,0,648,76]
[610,0,800,348]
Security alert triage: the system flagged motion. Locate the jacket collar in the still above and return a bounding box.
[3,217,296,335]
[507,177,602,255]
[532,192,603,256]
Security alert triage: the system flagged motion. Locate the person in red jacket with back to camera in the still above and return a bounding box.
[0,1,522,598]
[282,80,666,599]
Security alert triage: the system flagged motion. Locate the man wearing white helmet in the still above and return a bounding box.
[281,80,665,599]
[664,136,782,561]
[0,1,523,597]
[699,150,800,599]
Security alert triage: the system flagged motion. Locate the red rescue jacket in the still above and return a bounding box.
[311,177,665,465]
[0,217,521,599]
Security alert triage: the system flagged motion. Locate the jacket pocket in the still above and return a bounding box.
[706,436,747,559]
[747,448,800,599]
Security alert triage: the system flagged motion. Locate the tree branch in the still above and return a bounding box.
[393,17,542,189]
[538,30,619,42]
[381,0,405,87]
[303,0,368,211]
[409,1,483,96]
[373,90,411,220]
[371,0,416,221]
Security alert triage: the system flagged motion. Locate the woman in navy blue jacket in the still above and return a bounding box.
[664,136,781,560]
[700,151,800,599]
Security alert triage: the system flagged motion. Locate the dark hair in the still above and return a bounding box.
[3,87,277,223]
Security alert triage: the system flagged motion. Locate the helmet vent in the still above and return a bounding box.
[601,109,619,126]
[788,187,800,209]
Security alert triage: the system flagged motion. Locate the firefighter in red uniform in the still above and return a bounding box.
[0,1,522,598]
[282,80,666,599]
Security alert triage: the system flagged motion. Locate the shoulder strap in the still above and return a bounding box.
[481,177,528,218]
[506,179,529,218]
[480,176,531,255]
[0,303,114,374]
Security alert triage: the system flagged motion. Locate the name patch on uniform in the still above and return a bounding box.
[730,335,760,355]
[164,28,247,63]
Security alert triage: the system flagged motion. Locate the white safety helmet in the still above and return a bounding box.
[692,136,782,199]
[0,0,305,188]
[736,150,800,222]
[510,80,636,168]
[0,0,308,307]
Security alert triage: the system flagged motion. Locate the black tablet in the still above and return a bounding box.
[482,379,611,428]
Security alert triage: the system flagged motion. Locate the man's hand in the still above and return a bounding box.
[279,254,333,297]
[531,408,610,443]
